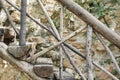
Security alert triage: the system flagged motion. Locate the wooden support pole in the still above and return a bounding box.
[19,0,27,46]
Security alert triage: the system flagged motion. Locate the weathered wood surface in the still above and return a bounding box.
[56,0,120,49]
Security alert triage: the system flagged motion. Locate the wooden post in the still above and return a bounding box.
[19,0,27,46]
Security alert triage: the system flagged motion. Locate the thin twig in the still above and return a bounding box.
[5,0,50,32]
[19,0,27,46]
[37,0,61,40]
[103,16,110,28]
[0,0,19,36]
[59,6,63,80]
[37,1,86,79]
[86,25,94,80]
[62,45,86,80]
[26,26,86,62]
[66,43,119,80]
[93,61,119,80]
[94,31,120,74]
[27,1,86,78]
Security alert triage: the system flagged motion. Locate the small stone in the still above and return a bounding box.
[0,42,8,50]
[54,71,75,80]
[33,64,53,78]
[36,58,53,65]
[27,36,45,44]
[47,51,60,61]
[65,68,74,75]
[11,10,20,23]
[3,27,15,39]
[8,42,36,58]
[0,27,15,45]
[0,10,7,23]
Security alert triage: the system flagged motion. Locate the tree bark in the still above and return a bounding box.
[56,0,120,49]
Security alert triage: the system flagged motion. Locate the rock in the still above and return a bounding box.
[46,51,60,61]
[11,10,20,23]
[0,28,4,41]
[36,43,51,52]
[33,64,53,78]
[0,42,8,50]
[54,71,75,80]
[7,42,35,58]
[0,9,7,23]
[27,36,45,44]
[0,27,15,45]
[53,66,59,72]
[3,27,15,39]
[65,68,74,75]
[8,45,30,58]
[36,57,53,65]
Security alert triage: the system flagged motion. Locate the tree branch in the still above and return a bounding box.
[93,61,118,80]
[59,6,63,80]
[29,1,86,79]
[26,26,86,62]
[86,25,94,80]
[56,0,120,49]
[62,45,86,80]
[0,0,19,36]
[37,0,61,40]
[94,31,120,74]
